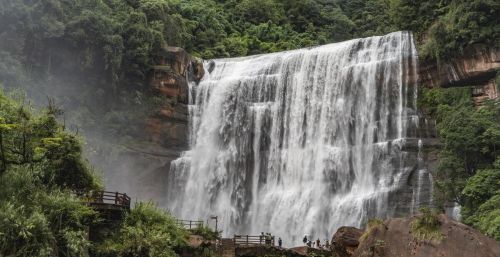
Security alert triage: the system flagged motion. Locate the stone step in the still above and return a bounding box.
[220,238,235,257]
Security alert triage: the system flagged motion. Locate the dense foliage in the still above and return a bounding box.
[0,90,192,256]
[0,0,497,143]
[0,89,101,256]
[419,86,500,240]
[96,202,188,257]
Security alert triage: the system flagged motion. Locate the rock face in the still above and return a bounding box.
[101,46,203,205]
[237,246,307,257]
[352,214,500,257]
[125,46,204,204]
[147,46,203,149]
[419,45,499,88]
[331,226,363,255]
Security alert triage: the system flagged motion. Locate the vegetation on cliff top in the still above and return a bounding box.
[0,0,497,143]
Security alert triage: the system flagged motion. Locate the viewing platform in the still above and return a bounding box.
[79,191,131,212]
[176,219,205,230]
[233,234,275,247]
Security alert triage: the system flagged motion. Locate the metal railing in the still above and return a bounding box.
[79,191,131,209]
[176,219,204,230]
[234,234,275,246]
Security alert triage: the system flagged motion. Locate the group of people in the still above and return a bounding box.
[303,235,330,249]
[257,233,330,249]
[259,232,276,246]
[259,232,284,248]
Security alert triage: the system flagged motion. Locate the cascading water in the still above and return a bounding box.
[168,31,428,244]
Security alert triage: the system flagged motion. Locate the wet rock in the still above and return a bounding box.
[207,60,216,73]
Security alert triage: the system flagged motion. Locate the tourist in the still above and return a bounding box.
[278,237,282,248]
[325,239,330,249]
[307,240,312,247]
[316,238,321,248]
[303,235,308,244]
[265,233,271,245]
[260,232,264,244]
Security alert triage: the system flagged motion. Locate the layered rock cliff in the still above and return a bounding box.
[419,45,499,88]
[419,45,499,106]
[146,46,204,149]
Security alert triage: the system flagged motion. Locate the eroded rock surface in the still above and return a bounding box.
[419,45,499,88]
[332,227,363,247]
[147,46,203,149]
[352,214,500,257]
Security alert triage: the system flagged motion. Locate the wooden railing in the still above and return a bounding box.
[234,234,275,246]
[79,191,131,209]
[176,219,204,230]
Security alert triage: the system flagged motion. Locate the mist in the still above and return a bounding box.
[0,0,176,206]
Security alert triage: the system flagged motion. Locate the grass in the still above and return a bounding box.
[191,225,219,240]
[359,218,384,242]
[410,207,444,242]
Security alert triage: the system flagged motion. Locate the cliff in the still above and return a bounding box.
[419,45,499,106]
[419,45,499,88]
[146,46,204,149]
[101,46,204,205]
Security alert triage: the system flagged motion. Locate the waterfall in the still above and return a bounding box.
[168,31,423,244]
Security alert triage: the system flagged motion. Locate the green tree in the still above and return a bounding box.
[96,202,188,257]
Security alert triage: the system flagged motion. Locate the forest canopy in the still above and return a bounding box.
[0,0,497,140]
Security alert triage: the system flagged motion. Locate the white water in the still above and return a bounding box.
[168,31,421,245]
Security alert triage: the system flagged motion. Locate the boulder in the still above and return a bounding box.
[331,226,364,256]
[353,214,500,257]
[332,226,364,247]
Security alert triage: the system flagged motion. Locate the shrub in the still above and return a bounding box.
[360,218,384,242]
[96,202,188,257]
[192,225,219,241]
[410,207,443,242]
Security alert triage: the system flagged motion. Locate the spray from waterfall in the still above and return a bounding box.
[168,31,430,245]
